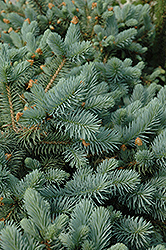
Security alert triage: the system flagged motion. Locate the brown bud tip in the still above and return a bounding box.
[62,1,66,6]
[81,102,85,107]
[92,2,97,9]
[26,79,34,89]
[76,8,79,12]
[95,16,98,19]
[24,18,30,24]
[35,48,43,55]
[82,139,90,147]
[121,144,127,151]
[50,25,55,30]
[30,105,36,110]
[24,106,29,111]
[48,3,55,9]
[31,53,36,59]
[57,19,61,24]
[87,16,92,19]
[40,65,46,70]
[135,26,137,29]
[3,18,10,24]
[72,0,75,4]
[108,7,113,11]
[27,59,34,66]
[71,16,79,24]
[1,10,6,13]
[16,112,23,122]
[5,153,12,160]
[8,27,13,33]
[135,137,143,146]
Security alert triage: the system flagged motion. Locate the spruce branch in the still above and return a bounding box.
[0,0,165,248]
[27,0,45,15]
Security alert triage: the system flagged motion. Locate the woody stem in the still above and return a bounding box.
[45,58,66,93]
[6,83,17,132]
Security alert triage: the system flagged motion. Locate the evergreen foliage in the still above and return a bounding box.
[0,0,166,249]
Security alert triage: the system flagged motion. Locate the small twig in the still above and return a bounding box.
[40,140,69,145]
[44,58,66,93]
[6,84,17,132]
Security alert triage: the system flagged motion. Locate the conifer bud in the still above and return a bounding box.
[16,112,23,122]
[135,137,143,146]
[8,27,13,33]
[1,10,6,14]
[121,144,127,151]
[27,59,34,66]
[5,153,12,160]
[87,16,92,20]
[40,65,46,70]
[31,105,36,109]
[31,53,36,59]
[62,2,66,6]
[24,106,29,111]
[3,18,10,24]
[108,7,113,11]
[26,79,34,89]
[80,139,90,147]
[57,19,61,24]
[71,16,79,24]
[92,2,97,9]
[76,8,79,12]
[0,197,4,206]
[24,18,30,24]
[50,25,55,30]
[48,3,55,9]
[35,48,43,55]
